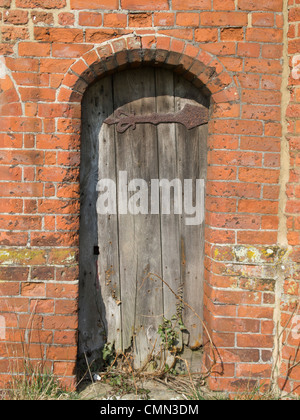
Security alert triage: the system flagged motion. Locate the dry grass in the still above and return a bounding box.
[2,362,78,400]
[2,359,298,400]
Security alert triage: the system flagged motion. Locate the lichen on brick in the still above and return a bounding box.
[47,249,78,265]
[0,249,47,265]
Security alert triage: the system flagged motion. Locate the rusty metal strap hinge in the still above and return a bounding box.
[104,104,209,133]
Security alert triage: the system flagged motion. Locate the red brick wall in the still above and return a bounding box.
[0,0,299,396]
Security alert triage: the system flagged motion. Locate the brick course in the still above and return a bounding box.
[0,0,299,396]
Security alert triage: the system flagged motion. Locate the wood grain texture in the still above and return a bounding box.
[174,73,207,349]
[97,76,122,353]
[112,68,163,368]
[79,77,114,359]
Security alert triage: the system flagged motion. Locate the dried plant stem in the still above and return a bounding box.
[84,352,96,394]
[176,356,197,396]
[272,301,299,393]
[145,272,219,371]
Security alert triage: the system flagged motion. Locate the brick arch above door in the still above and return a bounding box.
[57,34,240,107]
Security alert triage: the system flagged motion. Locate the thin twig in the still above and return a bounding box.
[176,356,197,396]
[83,352,96,394]
[272,301,300,393]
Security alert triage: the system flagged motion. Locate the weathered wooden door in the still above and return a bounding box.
[79,67,208,369]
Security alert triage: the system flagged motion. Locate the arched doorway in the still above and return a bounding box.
[79,66,209,371]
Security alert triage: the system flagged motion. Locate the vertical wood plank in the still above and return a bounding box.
[155,68,183,355]
[174,74,208,350]
[97,76,122,354]
[113,68,163,367]
[79,77,116,359]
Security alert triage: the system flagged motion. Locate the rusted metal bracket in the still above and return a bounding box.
[104,104,209,133]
